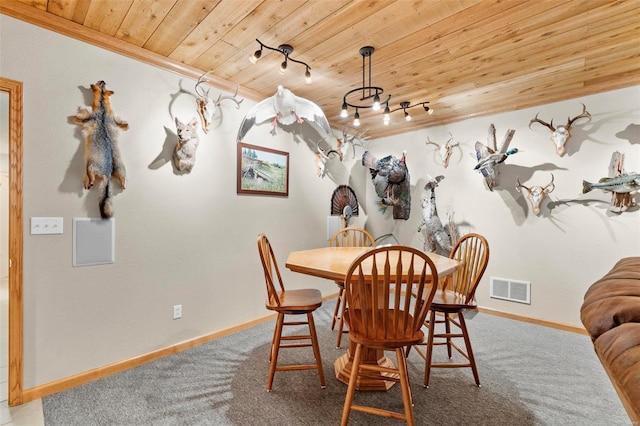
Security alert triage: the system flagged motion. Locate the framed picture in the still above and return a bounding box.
[237,142,289,196]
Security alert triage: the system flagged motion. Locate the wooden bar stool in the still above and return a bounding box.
[411,233,489,387]
[329,227,375,348]
[257,233,326,391]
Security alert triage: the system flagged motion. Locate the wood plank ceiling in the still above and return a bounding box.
[3,0,639,139]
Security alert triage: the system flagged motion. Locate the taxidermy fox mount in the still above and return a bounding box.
[70,81,128,219]
[172,117,199,173]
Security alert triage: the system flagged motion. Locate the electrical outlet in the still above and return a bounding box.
[173,304,182,319]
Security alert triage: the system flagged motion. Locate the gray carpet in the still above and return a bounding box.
[42,301,631,425]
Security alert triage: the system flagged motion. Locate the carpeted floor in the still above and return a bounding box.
[43,300,631,425]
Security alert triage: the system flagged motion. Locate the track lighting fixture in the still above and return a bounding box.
[341,46,433,125]
[249,39,312,84]
[383,101,435,126]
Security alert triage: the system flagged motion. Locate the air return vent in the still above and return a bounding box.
[490,277,531,304]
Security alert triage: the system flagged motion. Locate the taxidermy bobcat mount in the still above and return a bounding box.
[70,81,128,219]
[173,117,199,173]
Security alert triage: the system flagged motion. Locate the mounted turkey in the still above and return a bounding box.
[362,150,411,220]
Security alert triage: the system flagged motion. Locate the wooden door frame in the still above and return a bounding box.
[1,77,24,406]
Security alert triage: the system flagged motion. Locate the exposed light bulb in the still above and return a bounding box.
[305,68,312,84]
[383,105,391,124]
[279,60,287,74]
[353,111,360,127]
[340,102,348,118]
[249,49,262,64]
[404,111,412,122]
[372,93,381,111]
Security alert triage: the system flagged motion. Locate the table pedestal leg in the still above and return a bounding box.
[333,338,398,390]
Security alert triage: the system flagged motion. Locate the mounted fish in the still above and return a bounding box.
[516,174,555,216]
[362,150,411,220]
[236,85,330,142]
[583,152,640,212]
[417,175,454,255]
[582,174,640,194]
[179,72,243,134]
[426,133,459,168]
[471,124,517,191]
[70,80,128,219]
[607,152,636,212]
[529,103,591,156]
[330,185,359,228]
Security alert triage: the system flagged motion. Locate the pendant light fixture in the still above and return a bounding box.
[340,46,389,127]
[341,46,433,126]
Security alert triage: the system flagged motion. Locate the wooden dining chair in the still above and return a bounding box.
[340,245,439,426]
[329,227,375,348]
[257,233,326,392]
[412,233,489,388]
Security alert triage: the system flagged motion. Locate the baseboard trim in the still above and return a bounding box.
[20,311,280,404]
[477,307,588,335]
[19,295,583,404]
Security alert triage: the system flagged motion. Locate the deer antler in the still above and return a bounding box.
[543,173,555,193]
[515,176,530,193]
[194,71,213,99]
[529,113,555,131]
[338,127,368,160]
[316,141,339,159]
[566,103,591,128]
[314,141,339,178]
[214,85,243,109]
[447,132,459,147]
[425,136,440,148]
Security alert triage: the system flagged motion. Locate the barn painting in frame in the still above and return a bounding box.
[237,142,289,196]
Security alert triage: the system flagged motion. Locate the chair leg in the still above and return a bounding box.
[424,309,436,388]
[396,347,415,426]
[336,295,348,348]
[307,312,326,388]
[458,312,481,387]
[336,312,345,349]
[445,313,453,358]
[267,313,285,391]
[331,287,344,330]
[341,343,363,426]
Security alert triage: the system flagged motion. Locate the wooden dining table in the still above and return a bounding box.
[285,246,461,391]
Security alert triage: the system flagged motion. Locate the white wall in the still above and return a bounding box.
[1,15,639,391]
[0,16,340,389]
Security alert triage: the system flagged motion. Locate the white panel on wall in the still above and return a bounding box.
[327,215,341,240]
[73,218,115,266]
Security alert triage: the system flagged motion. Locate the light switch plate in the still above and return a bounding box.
[31,217,63,235]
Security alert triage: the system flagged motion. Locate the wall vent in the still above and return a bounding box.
[490,277,531,304]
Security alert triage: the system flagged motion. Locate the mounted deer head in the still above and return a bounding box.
[529,103,591,156]
[426,132,459,168]
[336,127,368,161]
[190,71,244,134]
[314,142,339,177]
[516,174,555,215]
